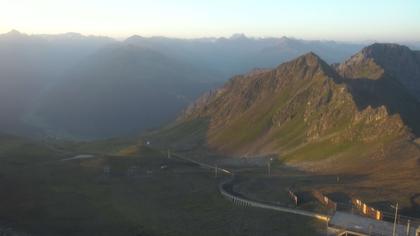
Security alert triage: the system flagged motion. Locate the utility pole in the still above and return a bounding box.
[406,219,410,236]
[392,202,399,236]
[215,165,218,178]
[167,149,171,159]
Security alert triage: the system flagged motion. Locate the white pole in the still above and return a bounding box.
[393,202,399,236]
[406,219,410,236]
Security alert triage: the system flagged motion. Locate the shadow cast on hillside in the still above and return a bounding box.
[335,76,420,137]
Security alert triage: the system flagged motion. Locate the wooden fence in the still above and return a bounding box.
[287,188,299,206]
[312,190,337,211]
[351,198,383,220]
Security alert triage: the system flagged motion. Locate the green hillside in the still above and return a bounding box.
[150,45,420,174]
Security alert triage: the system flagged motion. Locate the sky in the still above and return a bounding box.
[0,0,419,42]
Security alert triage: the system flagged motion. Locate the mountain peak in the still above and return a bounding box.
[300,51,321,60]
[229,33,248,40]
[61,32,84,38]
[338,43,420,103]
[339,43,420,79]
[2,29,25,38]
[336,43,414,80]
[360,43,413,60]
[287,51,322,65]
[125,34,144,42]
[7,29,21,35]
[281,51,335,78]
[364,42,410,51]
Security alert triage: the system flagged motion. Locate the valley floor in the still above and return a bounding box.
[1,141,418,236]
[0,147,324,236]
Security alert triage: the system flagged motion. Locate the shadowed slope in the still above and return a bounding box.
[337,43,420,136]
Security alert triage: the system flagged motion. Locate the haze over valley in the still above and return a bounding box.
[0,30,366,139]
[0,1,419,235]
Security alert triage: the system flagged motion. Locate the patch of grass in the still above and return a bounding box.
[53,137,138,155]
[282,139,359,162]
[269,110,307,151]
[148,118,210,149]
[0,146,324,235]
[209,88,295,150]
[0,135,60,163]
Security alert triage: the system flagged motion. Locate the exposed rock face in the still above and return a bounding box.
[179,51,412,159]
[337,43,420,136]
[160,44,420,172]
[338,43,420,101]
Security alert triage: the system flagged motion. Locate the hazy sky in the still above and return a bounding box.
[1,0,419,41]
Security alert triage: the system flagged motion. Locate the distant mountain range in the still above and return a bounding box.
[0,30,115,137]
[32,45,219,138]
[0,30,368,139]
[125,34,363,78]
[155,43,420,173]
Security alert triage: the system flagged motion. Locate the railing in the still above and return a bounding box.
[170,151,420,235]
[172,152,330,221]
[219,176,330,222]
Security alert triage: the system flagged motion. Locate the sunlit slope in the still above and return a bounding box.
[156,48,420,172]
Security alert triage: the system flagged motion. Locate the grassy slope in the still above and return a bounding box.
[156,65,413,174]
[0,145,324,235]
[0,134,62,163]
[50,137,139,155]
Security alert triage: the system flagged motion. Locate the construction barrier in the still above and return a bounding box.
[287,188,299,206]
[351,198,383,220]
[312,190,337,211]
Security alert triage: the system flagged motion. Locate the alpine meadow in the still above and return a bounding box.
[0,1,419,235]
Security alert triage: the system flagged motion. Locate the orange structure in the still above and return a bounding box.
[352,198,383,220]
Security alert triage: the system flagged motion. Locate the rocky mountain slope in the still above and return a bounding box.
[337,43,420,136]
[155,44,420,172]
[338,43,420,101]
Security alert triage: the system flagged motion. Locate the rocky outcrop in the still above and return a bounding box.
[338,43,420,101]
[337,43,420,136]
[156,44,420,173]
[176,49,415,162]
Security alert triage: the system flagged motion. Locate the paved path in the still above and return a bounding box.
[171,152,420,235]
[171,153,329,221]
[329,211,418,236]
[219,175,330,221]
[60,154,95,161]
